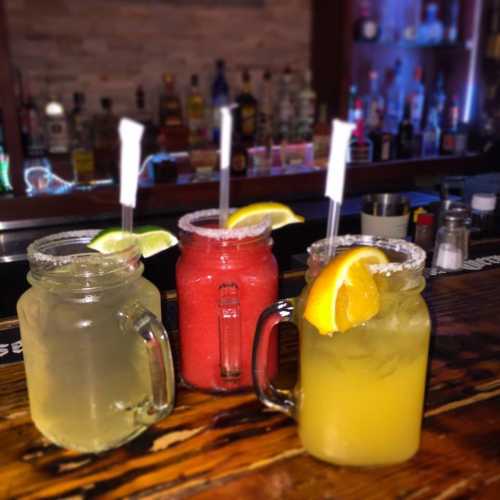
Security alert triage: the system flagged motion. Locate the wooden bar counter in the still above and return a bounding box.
[1,258,500,498]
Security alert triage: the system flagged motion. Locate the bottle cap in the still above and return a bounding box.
[444,212,465,227]
[448,202,470,216]
[417,213,434,225]
[471,193,497,212]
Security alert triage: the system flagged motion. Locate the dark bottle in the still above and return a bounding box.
[93,97,119,179]
[440,94,466,155]
[470,114,496,153]
[370,126,394,162]
[353,0,380,42]
[396,100,414,159]
[235,70,258,145]
[135,85,156,155]
[211,59,230,144]
[230,140,248,176]
[21,93,45,157]
[135,85,153,126]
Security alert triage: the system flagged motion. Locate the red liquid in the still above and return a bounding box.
[176,228,278,392]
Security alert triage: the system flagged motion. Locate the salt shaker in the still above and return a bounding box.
[448,202,471,259]
[432,212,467,271]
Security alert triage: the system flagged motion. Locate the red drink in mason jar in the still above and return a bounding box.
[176,209,278,392]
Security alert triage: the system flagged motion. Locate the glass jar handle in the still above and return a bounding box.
[252,299,296,417]
[218,282,241,379]
[121,302,175,425]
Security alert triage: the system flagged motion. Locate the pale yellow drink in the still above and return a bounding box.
[17,230,175,453]
[253,235,431,467]
[296,269,430,466]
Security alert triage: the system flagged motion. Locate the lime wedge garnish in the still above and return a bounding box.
[226,202,305,230]
[134,225,179,258]
[88,226,178,258]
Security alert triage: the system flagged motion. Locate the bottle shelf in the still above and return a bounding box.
[353,40,471,51]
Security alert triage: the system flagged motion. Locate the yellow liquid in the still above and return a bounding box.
[17,264,162,453]
[296,272,430,466]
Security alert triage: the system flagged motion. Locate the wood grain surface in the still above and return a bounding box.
[0,268,499,499]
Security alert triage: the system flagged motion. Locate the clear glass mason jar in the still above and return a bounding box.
[176,209,278,393]
[16,230,175,453]
[254,235,431,466]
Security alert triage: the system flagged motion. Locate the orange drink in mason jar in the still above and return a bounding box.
[253,235,431,466]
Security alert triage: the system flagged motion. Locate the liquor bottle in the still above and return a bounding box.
[134,85,157,154]
[276,66,295,142]
[45,94,69,154]
[367,69,391,161]
[444,0,460,44]
[296,70,316,141]
[69,92,94,182]
[349,99,373,163]
[313,103,330,164]
[471,113,496,153]
[417,3,444,45]
[365,70,384,133]
[235,70,258,145]
[0,111,4,150]
[93,97,119,179]
[158,73,183,129]
[211,59,230,144]
[93,97,118,150]
[380,0,401,43]
[432,73,447,128]
[370,114,394,162]
[440,94,462,155]
[21,93,46,157]
[134,85,153,126]
[347,84,358,124]
[257,69,274,147]
[186,74,206,148]
[383,60,405,134]
[230,140,248,176]
[0,146,13,193]
[487,0,500,60]
[421,107,441,157]
[353,0,380,42]
[408,66,425,134]
[396,100,414,159]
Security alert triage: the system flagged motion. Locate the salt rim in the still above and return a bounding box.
[28,229,140,268]
[178,208,271,240]
[308,235,426,274]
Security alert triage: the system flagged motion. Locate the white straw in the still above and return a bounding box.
[218,105,234,228]
[119,118,145,233]
[325,119,355,259]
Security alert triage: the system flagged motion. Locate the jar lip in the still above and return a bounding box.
[307,235,426,274]
[178,209,271,240]
[28,229,140,272]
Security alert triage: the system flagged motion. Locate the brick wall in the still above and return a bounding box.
[5,0,311,117]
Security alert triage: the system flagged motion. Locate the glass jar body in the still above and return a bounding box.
[176,223,278,393]
[16,230,173,453]
[252,236,431,466]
